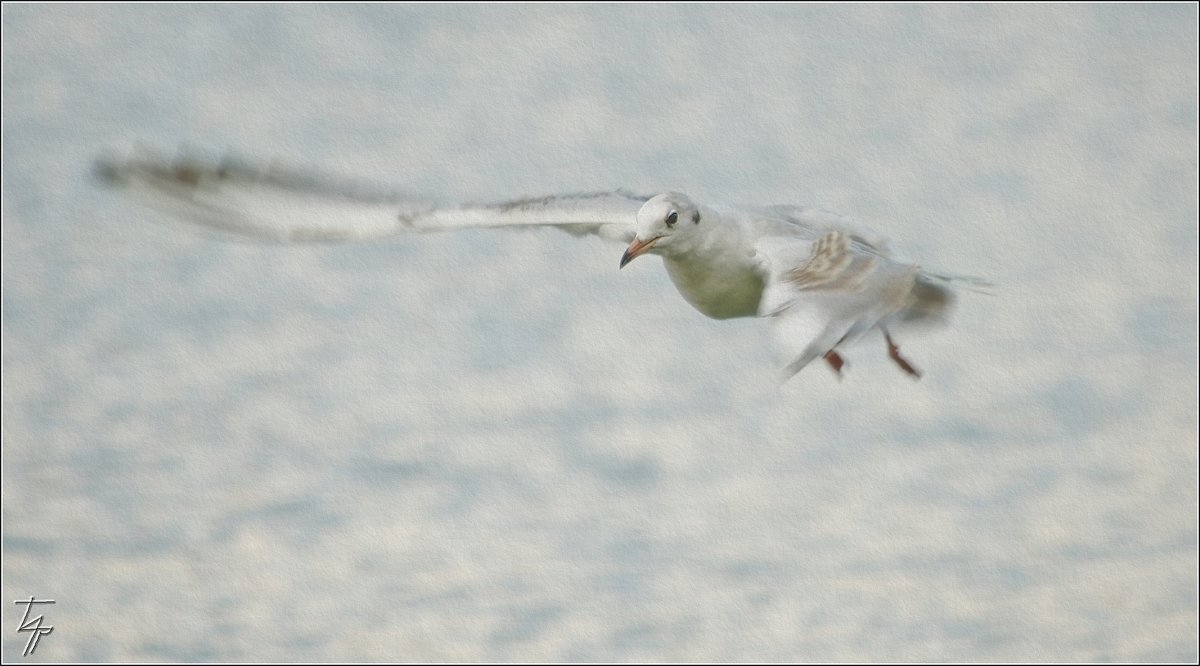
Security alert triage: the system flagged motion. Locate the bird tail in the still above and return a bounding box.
[902,271,992,325]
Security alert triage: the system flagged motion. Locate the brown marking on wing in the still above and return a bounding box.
[787,230,877,291]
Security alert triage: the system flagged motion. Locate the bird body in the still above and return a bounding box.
[655,203,765,320]
[95,150,981,380]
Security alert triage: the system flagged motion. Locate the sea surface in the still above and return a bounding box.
[2,4,1197,661]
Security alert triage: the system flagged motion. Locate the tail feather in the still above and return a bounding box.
[902,271,992,323]
[901,274,952,325]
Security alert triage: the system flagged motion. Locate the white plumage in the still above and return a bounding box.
[95,149,985,380]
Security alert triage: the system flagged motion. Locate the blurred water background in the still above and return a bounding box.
[2,4,1197,661]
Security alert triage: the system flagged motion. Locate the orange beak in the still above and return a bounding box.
[619,236,660,269]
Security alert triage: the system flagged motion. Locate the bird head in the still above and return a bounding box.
[620,192,704,268]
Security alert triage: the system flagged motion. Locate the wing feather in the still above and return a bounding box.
[756,230,923,378]
[95,149,644,243]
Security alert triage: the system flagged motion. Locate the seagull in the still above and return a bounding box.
[94,150,985,381]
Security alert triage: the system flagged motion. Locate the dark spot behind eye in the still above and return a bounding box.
[693,212,701,224]
[666,210,678,226]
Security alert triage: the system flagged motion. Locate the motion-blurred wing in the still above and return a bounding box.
[755,230,921,379]
[95,149,645,243]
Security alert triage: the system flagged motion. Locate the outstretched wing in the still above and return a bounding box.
[94,149,646,243]
[755,230,930,379]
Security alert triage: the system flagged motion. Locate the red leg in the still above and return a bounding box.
[823,350,846,378]
[883,329,921,379]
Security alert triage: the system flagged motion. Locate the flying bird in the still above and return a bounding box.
[94,149,984,381]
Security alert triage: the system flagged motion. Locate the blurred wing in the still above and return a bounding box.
[755,204,896,258]
[755,230,920,379]
[94,150,646,243]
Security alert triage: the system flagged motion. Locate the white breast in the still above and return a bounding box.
[663,253,765,320]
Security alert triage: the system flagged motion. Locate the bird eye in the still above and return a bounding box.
[666,210,678,227]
